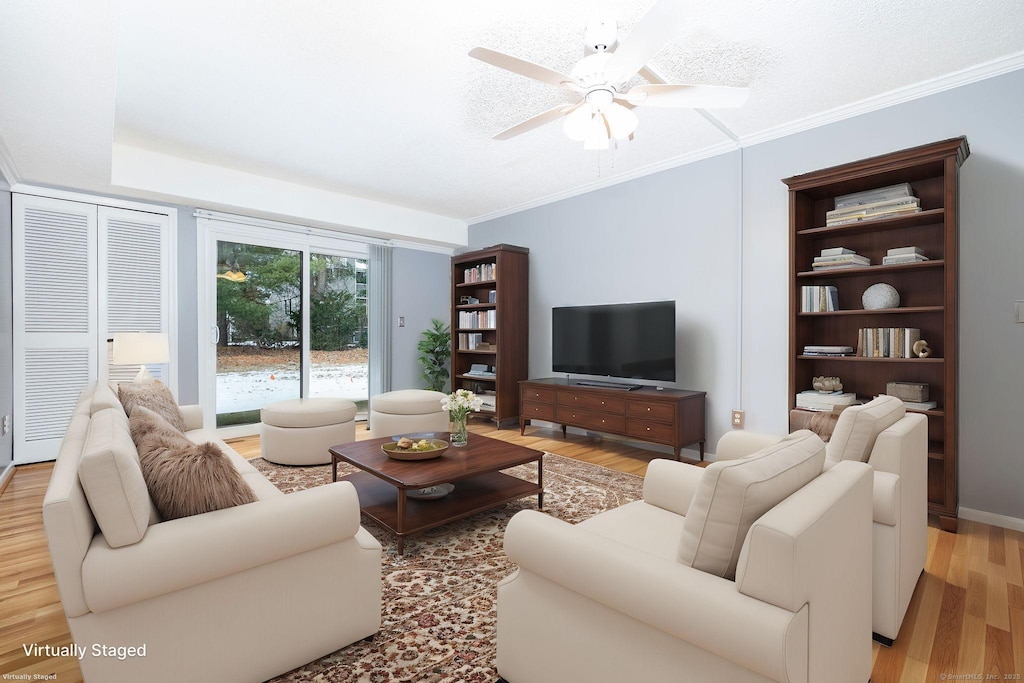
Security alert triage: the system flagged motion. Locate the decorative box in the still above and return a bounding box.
[886,381,928,402]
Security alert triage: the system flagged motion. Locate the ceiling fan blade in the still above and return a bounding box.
[469,47,578,89]
[604,0,687,85]
[625,83,750,108]
[493,104,580,140]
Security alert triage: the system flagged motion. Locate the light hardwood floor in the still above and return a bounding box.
[1,421,1021,681]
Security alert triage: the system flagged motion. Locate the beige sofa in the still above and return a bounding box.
[497,439,874,683]
[717,395,927,644]
[42,381,382,683]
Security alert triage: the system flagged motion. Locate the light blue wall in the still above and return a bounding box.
[175,209,200,404]
[470,152,741,458]
[390,248,452,391]
[0,189,12,468]
[471,67,1024,521]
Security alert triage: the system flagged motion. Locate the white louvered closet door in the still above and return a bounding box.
[13,195,98,464]
[99,207,172,384]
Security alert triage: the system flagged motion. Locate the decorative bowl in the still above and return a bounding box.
[382,439,449,461]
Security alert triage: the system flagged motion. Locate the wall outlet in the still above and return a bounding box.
[398,316,406,327]
[2,415,9,436]
[731,410,744,428]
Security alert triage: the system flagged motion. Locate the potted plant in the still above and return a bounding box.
[417,318,451,392]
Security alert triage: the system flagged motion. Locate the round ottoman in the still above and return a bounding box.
[260,397,357,466]
[369,389,450,438]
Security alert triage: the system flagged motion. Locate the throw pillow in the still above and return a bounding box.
[678,430,826,579]
[825,395,905,464]
[129,406,256,520]
[119,381,187,432]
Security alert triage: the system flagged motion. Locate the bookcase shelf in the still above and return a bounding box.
[784,137,968,532]
[451,244,529,427]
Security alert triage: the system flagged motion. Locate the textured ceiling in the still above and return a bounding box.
[1,0,1023,230]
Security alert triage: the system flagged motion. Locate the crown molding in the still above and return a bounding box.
[468,52,1024,225]
[467,140,738,225]
[738,51,1024,148]
[390,239,455,255]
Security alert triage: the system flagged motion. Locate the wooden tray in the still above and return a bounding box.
[381,439,449,461]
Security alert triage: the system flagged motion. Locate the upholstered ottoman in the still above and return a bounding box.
[260,397,357,465]
[369,390,449,438]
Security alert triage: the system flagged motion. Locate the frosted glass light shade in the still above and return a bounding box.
[563,105,594,141]
[603,102,638,139]
[113,332,170,383]
[583,115,610,150]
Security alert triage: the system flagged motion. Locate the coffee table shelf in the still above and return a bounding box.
[343,470,541,537]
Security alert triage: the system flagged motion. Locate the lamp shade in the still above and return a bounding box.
[113,332,170,382]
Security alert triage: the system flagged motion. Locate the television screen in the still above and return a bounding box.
[552,301,676,382]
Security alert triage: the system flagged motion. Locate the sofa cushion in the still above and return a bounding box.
[678,430,826,579]
[78,408,153,548]
[89,381,122,416]
[825,395,905,465]
[370,389,447,416]
[130,407,257,520]
[119,381,186,432]
[261,397,358,428]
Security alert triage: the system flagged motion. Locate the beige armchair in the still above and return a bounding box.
[497,431,874,683]
[716,395,927,645]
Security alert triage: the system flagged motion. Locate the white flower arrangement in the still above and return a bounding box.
[441,389,483,420]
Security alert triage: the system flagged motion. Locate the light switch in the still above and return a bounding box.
[398,316,406,327]
[1016,301,1024,323]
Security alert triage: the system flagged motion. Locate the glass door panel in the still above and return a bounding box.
[216,241,302,427]
[308,253,369,415]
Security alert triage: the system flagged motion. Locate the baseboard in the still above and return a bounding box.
[0,462,15,499]
[958,506,1024,533]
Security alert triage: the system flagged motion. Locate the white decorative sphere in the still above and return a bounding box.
[862,283,900,310]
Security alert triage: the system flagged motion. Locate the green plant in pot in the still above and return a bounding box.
[417,318,451,392]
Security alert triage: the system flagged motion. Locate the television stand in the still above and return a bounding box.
[573,379,641,391]
[520,378,707,460]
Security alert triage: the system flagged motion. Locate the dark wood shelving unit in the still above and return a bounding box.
[783,137,969,532]
[450,244,529,427]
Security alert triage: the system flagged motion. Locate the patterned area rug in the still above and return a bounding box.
[249,453,643,682]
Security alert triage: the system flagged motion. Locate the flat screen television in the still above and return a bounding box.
[552,301,676,383]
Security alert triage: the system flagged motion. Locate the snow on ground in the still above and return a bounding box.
[216,363,368,413]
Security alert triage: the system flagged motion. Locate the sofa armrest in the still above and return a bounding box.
[503,510,803,682]
[642,459,705,516]
[82,481,367,613]
[714,431,784,461]
[873,470,899,526]
[867,412,926,475]
[179,404,203,431]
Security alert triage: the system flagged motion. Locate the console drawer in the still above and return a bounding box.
[522,400,555,421]
[521,385,556,404]
[625,420,676,444]
[555,406,625,433]
[626,400,676,423]
[556,392,625,414]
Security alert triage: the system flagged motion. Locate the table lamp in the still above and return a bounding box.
[112,332,170,383]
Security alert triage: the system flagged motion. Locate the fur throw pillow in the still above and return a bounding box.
[119,381,187,432]
[129,407,256,520]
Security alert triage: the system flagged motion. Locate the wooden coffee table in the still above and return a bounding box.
[329,432,543,554]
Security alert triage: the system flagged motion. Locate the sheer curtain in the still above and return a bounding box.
[367,243,392,402]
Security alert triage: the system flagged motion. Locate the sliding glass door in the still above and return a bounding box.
[202,222,371,430]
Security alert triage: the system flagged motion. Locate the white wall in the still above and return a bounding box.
[471,67,1024,521]
[390,248,453,391]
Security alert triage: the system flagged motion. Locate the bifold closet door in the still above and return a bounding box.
[99,206,172,384]
[13,195,98,464]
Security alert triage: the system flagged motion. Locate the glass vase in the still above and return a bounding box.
[450,413,468,447]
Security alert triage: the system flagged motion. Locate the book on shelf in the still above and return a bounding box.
[820,246,855,256]
[811,258,871,270]
[802,345,854,356]
[796,394,863,411]
[462,263,496,283]
[887,246,924,256]
[901,400,938,411]
[458,310,496,329]
[826,204,921,226]
[801,285,838,312]
[882,254,929,265]
[812,254,870,265]
[826,196,919,221]
[797,390,857,404]
[834,183,913,209]
[856,328,921,358]
[458,332,487,350]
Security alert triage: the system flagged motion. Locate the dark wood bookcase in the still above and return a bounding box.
[783,137,969,532]
[450,244,529,427]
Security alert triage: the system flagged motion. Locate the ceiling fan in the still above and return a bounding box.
[469,0,749,149]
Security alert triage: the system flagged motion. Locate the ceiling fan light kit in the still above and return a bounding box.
[469,0,749,150]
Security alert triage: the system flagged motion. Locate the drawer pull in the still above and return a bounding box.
[601,419,606,423]
[601,401,605,405]
[647,407,652,412]
[572,414,576,419]
[646,427,651,431]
